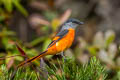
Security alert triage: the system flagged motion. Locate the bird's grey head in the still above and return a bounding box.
[61,18,84,30]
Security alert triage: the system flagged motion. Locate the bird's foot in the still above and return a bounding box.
[61,51,67,62]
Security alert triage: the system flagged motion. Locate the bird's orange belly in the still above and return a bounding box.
[47,29,75,55]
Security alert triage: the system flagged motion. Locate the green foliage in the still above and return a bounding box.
[0,0,28,24]
[1,0,13,13]
[0,57,107,80]
[0,0,28,16]
[12,0,28,16]
[47,57,107,80]
[104,30,115,48]
[117,71,120,80]
[0,64,10,80]
[0,28,39,64]
[0,65,38,80]
[0,0,119,79]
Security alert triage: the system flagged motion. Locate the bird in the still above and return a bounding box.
[17,18,84,68]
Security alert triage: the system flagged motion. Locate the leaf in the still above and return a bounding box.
[0,28,16,37]
[6,57,14,69]
[105,30,115,48]
[93,31,104,48]
[88,46,97,55]
[13,0,28,16]
[0,55,22,60]
[108,43,117,59]
[51,18,60,31]
[29,14,50,27]
[2,37,9,48]
[2,0,13,12]
[2,37,15,50]
[42,38,52,59]
[15,43,26,57]
[98,49,115,66]
[42,38,51,51]
[29,37,46,47]
[0,16,5,22]
[59,9,72,25]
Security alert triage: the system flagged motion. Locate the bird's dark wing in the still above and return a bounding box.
[47,29,69,48]
[56,29,69,37]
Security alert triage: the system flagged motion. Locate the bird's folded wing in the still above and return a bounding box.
[47,29,69,48]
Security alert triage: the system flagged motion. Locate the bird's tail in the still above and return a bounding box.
[17,50,48,68]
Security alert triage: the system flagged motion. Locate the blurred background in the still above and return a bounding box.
[0,0,120,79]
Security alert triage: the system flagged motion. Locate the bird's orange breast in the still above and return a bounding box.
[47,28,75,55]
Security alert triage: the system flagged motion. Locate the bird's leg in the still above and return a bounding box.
[39,58,48,80]
[40,58,46,68]
[61,51,66,62]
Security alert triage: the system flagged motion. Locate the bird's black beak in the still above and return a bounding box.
[77,21,84,25]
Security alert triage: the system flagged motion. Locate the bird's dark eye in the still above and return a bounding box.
[72,21,78,24]
[66,18,84,25]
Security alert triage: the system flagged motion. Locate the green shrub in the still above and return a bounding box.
[0,57,107,80]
